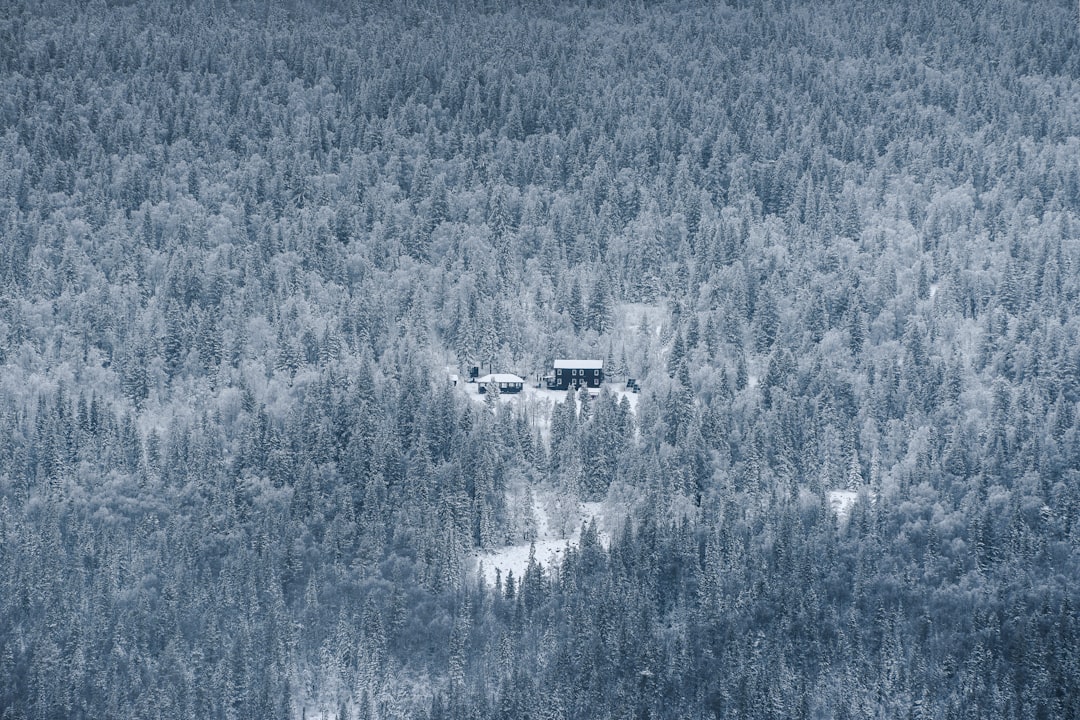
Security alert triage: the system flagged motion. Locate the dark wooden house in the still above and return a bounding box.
[477,373,525,394]
[547,359,604,391]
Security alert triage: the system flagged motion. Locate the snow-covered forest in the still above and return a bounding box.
[1,0,1078,717]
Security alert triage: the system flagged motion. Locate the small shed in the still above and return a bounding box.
[548,359,604,391]
[477,373,525,394]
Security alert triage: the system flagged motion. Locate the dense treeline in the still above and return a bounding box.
[1,0,1078,717]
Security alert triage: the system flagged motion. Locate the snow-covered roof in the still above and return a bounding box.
[477,373,524,383]
[553,358,603,370]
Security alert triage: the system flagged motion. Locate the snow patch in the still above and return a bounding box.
[611,386,641,413]
[472,494,610,586]
[827,490,858,519]
[474,538,566,586]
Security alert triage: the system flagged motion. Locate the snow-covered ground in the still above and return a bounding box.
[827,489,857,518]
[450,369,630,586]
[471,491,612,586]
[455,375,640,440]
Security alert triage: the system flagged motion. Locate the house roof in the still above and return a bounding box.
[477,373,524,383]
[553,358,604,370]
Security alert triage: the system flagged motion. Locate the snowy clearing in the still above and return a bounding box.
[827,490,858,519]
[471,491,611,586]
[456,376,639,441]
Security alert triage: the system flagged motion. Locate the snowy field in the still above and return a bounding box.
[471,492,613,586]
[827,489,877,521]
[827,490,858,519]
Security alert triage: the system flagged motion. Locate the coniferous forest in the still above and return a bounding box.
[1,0,1079,717]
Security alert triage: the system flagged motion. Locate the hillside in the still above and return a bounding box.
[1,1,1078,718]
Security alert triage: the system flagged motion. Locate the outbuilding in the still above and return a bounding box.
[477,373,525,394]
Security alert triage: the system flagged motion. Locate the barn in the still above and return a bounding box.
[477,373,525,394]
[547,359,604,391]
